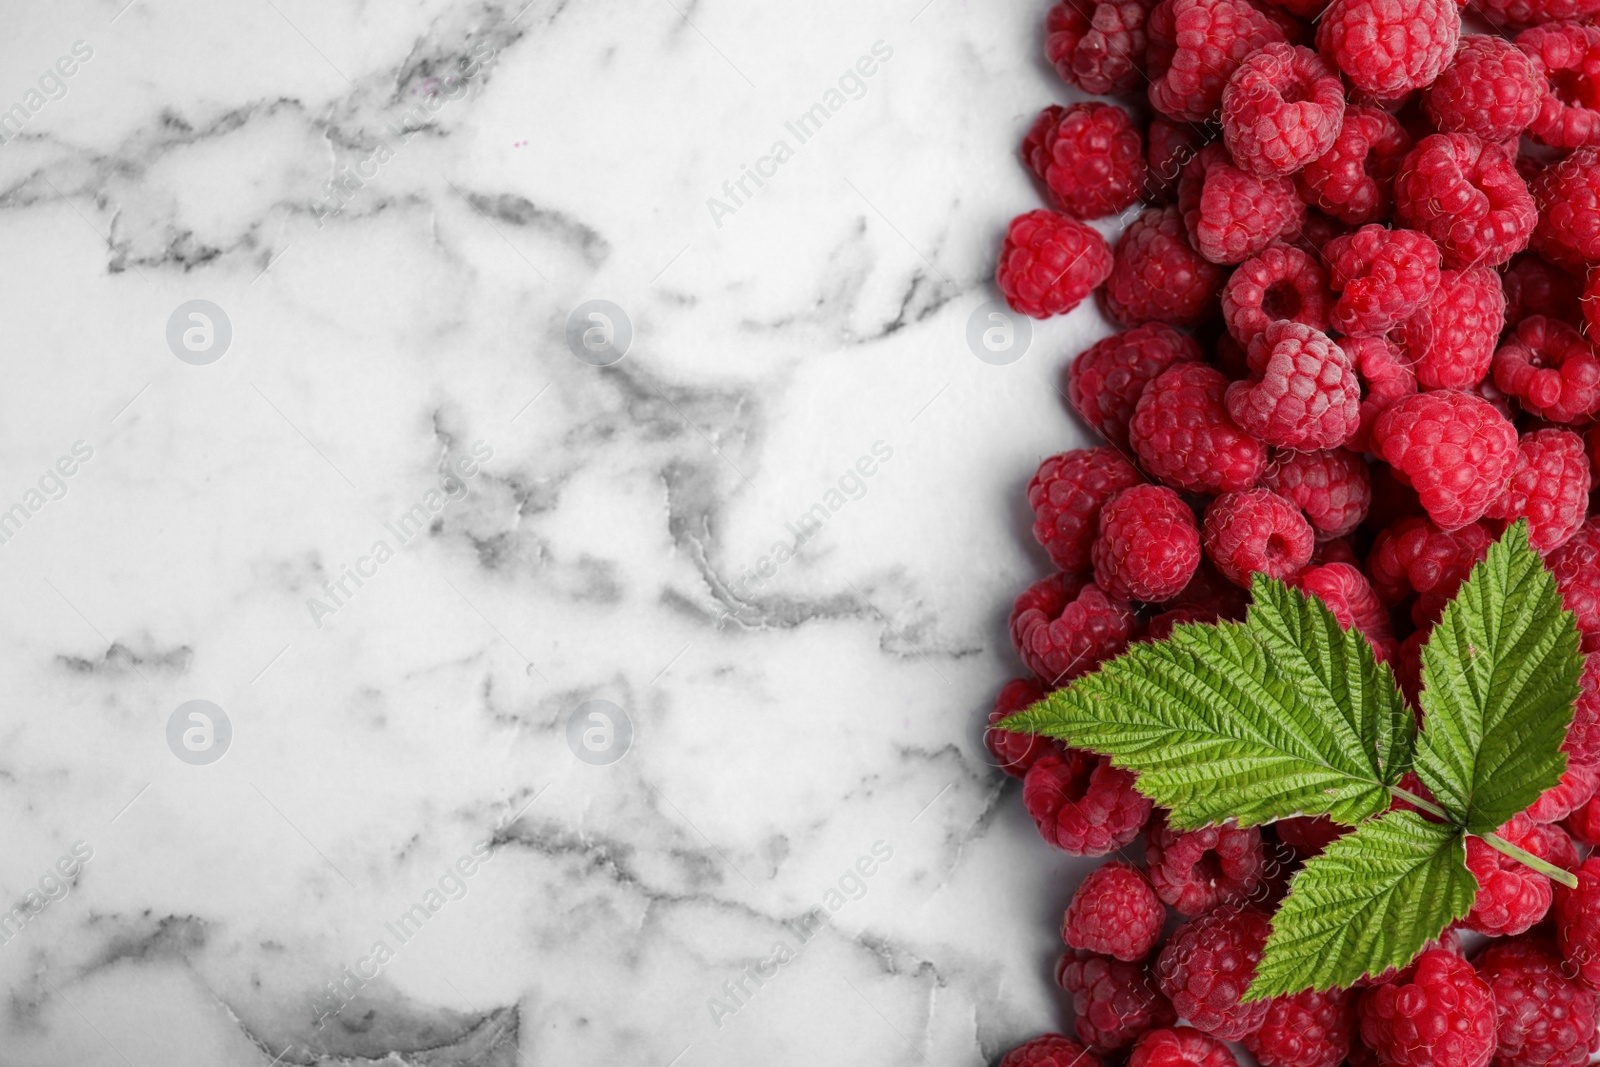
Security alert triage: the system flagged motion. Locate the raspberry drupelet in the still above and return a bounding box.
[1528,761,1600,824]
[1554,856,1600,988]
[1068,325,1203,450]
[1103,207,1225,327]
[1503,252,1585,326]
[1530,147,1600,271]
[1025,751,1153,856]
[1022,103,1147,220]
[1093,485,1202,603]
[1063,861,1166,961]
[1130,363,1267,496]
[1028,449,1146,574]
[1545,519,1600,651]
[997,210,1115,319]
[1179,145,1306,265]
[1344,335,1417,453]
[1220,44,1345,180]
[1366,516,1491,626]
[1295,562,1396,658]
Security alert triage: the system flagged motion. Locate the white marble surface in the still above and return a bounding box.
[0,1,1125,1063]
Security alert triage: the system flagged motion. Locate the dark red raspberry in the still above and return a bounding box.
[1147,0,1288,122]
[1316,0,1459,96]
[1520,23,1600,150]
[1345,335,1417,453]
[1145,118,1207,206]
[1163,559,1252,620]
[1275,814,1350,857]
[1128,1026,1240,1067]
[1529,761,1600,823]
[1026,751,1153,856]
[1547,519,1600,652]
[1478,938,1600,1067]
[1069,325,1203,449]
[1568,790,1600,845]
[1046,0,1153,96]
[1220,44,1344,179]
[1568,654,1600,769]
[1401,267,1506,391]
[1485,428,1591,552]
[1011,573,1138,685]
[1493,315,1600,423]
[1423,35,1542,145]
[1155,905,1271,1040]
[1000,1033,1107,1067]
[1227,322,1359,450]
[1324,225,1443,337]
[1220,244,1332,345]
[1393,133,1536,270]
[997,210,1114,319]
[1556,857,1600,989]
[1059,950,1179,1052]
[1064,861,1166,961]
[985,678,1058,778]
[1295,562,1396,658]
[1357,950,1496,1067]
[1179,145,1306,265]
[1203,489,1315,588]
[1464,813,1557,936]
[1145,607,1220,641]
[1023,103,1148,220]
[1131,363,1268,495]
[1586,267,1600,339]
[1531,147,1600,271]
[1094,485,1202,602]
[1296,106,1411,226]
[1029,449,1146,573]
[1145,816,1266,916]
[1261,449,1370,539]
[1371,390,1519,531]
[1477,0,1600,28]
[1504,252,1586,325]
[1290,209,1357,258]
[1244,987,1355,1067]
[1366,516,1491,626]
[1104,207,1225,327]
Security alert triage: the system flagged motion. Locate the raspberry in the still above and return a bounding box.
[1104,207,1226,327]
[1520,23,1600,150]
[1356,926,1466,989]
[1000,1033,1107,1067]
[1586,267,1600,338]
[1357,950,1496,1067]
[1154,905,1272,1040]
[1464,813,1557,936]
[1393,133,1537,269]
[1478,938,1600,1067]
[1503,252,1586,325]
[1023,103,1148,220]
[1029,449,1147,573]
[1568,654,1600,769]
[1316,0,1459,96]
[1366,517,1491,626]
[1547,820,1582,872]
[1324,225,1443,337]
[1296,562,1397,657]
[1345,335,1417,453]
[1371,391,1518,531]
[1275,814,1349,857]
[1145,607,1220,642]
[1131,363,1268,495]
[1261,449,1370,539]
[1147,0,1288,122]
[1094,485,1202,602]
[1180,146,1306,265]
[1145,816,1266,916]
[1164,560,1253,621]
[1556,857,1600,989]
[1493,315,1600,423]
[1485,428,1591,552]
[997,210,1115,319]
[1529,761,1600,823]
[1128,1026,1240,1067]
[1477,0,1600,28]
[1401,267,1506,391]
[1220,244,1332,345]
[1296,106,1411,226]
[985,678,1058,778]
[1203,489,1316,588]
[1145,118,1206,206]
[1423,35,1542,145]
[1069,325,1203,449]
[1244,987,1355,1067]
[1063,861,1166,961]
[1568,790,1600,845]
[1046,0,1152,96]
[1025,751,1153,855]
[1011,573,1138,685]
[1220,44,1344,179]
[1059,950,1179,1052]
[1548,520,1600,652]
[1226,322,1359,449]
[1531,147,1600,271]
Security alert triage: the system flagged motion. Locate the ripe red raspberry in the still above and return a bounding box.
[1296,562,1396,658]
[1586,268,1600,339]
[1393,133,1536,269]
[1046,0,1152,96]
[1485,428,1591,552]
[985,678,1059,778]
[1261,449,1370,539]
[1355,926,1466,989]
[1145,118,1206,206]
[1316,0,1459,96]
[1324,225,1443,337]
[1220,244,1333,345]
[1244,987,1355,1067]
[1164,560,1252,620]
[1423,35,1542,145]
[1531,147,1600,271]
[1464,813,1557,936]
[1128,1026,1239,1067]
[1094,485,1202,602]
[1529,761,1600,823]
[1155,905,1271,1040]
[1556,857,1600,989]
[1478,938,1600,1067]
[1493,315,1600,423]
[1357,950,1496,1067]
[1220,44,1344,179]
[1063,861,1166,961]
[1023,103,1148,220]
[1069,325,1203,449]
[1145,816,1266,916]
[1366,516,1491,626]
[1026,751,1153,856]
[1203,489,1315,588]
[1275,814,1349,857]
[1011,573,1138,685]
[1145,607,1220,641]
[1227,322,1360,449]
[1504,251,1586,325]
[1059,950,1179,1052]
[1568,790,1600,845]
[1000,1033,1107,1067]
[1104,208,1225,327]
[1548,519,1600,652]
[1296,106,1410,226]
[1179,146,1306,265]
[1028,449,1146,573]
[1371,391,1519,531]
[1567,654,1600,769]
[1477,0,1600,28]
[1147,0,1288,122]
[1401,267,1506,391]
[1131,363,1268,495]
[997,210,1114,319]
[1345,335,1417,452]
[1520,23,1600,150]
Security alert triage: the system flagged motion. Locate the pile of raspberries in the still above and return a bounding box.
[986,0,1600,1062]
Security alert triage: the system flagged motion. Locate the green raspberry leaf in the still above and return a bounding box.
[1414,520,1582,835]
[999,576,1413,830]
[1245,810,1475,1000]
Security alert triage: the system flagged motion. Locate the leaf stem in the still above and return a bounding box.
[1388,786,1580,889]
[1387,786,1453,822]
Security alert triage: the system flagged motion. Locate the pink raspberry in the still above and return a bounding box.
[1128,1026,1240,1067]
[1023,103,1148,220]
[1371,390,1519,531]
[1011,573,1138,685]
[1145,816,1266,916]
[1393,133,1536,269]
[997,210,1114,319]
[1147,0,1288,122]
[1531,147,1600,271]
[1503,251,1586,325]
[1069,324,1203,449]
[1356,950,1496,1067]
[1026,751,1153,856]
[1104,207,1225,327]
[1046,0,1153,96]
[1493,315,1600,423]
[1568,654,1600,769]
[1519,23,1600,150]
[1179,145,1306,265]
[1546,820,1581,873]
[1220,44,1345,179]
[1145,118,1207,206]
[1528,761,1600,823]
[1555,856,1600,988]
[1548,519,1600,652]
[1424,35,1543,144]
[1244,987,1356,1067]
[1203,489,1315,588]
[1131,363,1268,495]
[1000,1033,1107,1067]
[1477,938,1600,1067]
[1220,244,1333,345]
[985,678,1059,778]
[1316,0,1459,96]
[1155,906,1272,1040]
[1028,449,1146,573]
[1226,322,1360,449]
[1094,485,1202,602]
[1059,950,1178,1052]
[1464,813,1557,936]
[1344,335,1417,453]
[1366,516,1491,625]
[1296,106,1411,225]
[1261,449,1370,539]
[1485,428,1591,552]
[1568,790,1600,845]
[1063,861,1166,961]
[1324,225,1443,337]
[1295,562,1397,658]
[1401,267,1506,391]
